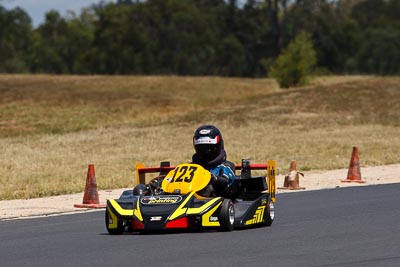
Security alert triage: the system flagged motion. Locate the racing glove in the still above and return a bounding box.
[211,169,229,192]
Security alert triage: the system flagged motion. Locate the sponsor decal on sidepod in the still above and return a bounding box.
[141,196,182,205]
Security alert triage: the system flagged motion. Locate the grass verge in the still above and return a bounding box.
[1,74,399,200]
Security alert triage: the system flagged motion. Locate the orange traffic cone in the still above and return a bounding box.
[278,160,305,190]
[74,164,106,208]
[341,147,365,183]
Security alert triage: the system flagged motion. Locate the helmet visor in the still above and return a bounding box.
[195,144,220,162]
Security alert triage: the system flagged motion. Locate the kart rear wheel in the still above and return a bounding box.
[105,209,124,235]
[264,197,275,226]
[218,199,235,232]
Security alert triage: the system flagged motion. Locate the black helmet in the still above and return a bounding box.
[193,125,224,163]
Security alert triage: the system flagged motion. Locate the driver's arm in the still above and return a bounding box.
[211,165,236,192]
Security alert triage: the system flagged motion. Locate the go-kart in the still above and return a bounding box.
[105,159,276,234]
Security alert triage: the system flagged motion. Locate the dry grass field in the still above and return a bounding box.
[1,74,400,200]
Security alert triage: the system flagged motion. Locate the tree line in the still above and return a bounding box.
[1,0,399,76]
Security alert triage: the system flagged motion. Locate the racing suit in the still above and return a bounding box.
[192,149,237,198]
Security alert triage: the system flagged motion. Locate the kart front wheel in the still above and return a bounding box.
[105,208,124,235]
[218,199,235,232]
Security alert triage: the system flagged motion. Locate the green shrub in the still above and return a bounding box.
[269,32,317,88]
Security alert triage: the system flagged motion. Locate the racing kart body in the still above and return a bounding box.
[105,159,276,234]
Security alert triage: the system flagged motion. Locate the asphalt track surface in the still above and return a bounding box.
[1,184,399,267]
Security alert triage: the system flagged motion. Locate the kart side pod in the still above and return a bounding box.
[235,159,276,203]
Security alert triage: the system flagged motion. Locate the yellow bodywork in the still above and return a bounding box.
[109,199,134,216]
[107,199,135,230]
[135,163,146,185]
[267,159,276,203]
[245,206,266,225]
[165,190,222,225]
[106,206,119,229]
[200,201,222,227]
[162,164,211,194]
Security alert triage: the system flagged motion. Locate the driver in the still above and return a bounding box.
[133,124,237,197]
[192,125,237,198]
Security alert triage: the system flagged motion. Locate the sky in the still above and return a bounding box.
[2,0,115,28]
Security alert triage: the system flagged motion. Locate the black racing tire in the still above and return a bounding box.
[218,199,235,232]
[105,208,124,235]
[264,197,275,226]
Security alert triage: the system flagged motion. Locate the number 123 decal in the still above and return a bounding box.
[170,165,198,183]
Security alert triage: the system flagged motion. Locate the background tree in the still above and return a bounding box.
[350,29,400,75]
[1,0,400,76]
[236,1,273,76]
[346,0,400,74]
[31,11,69,73]
[265,0,288,58]
[0,6,32,72]
[269,31,316,88]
